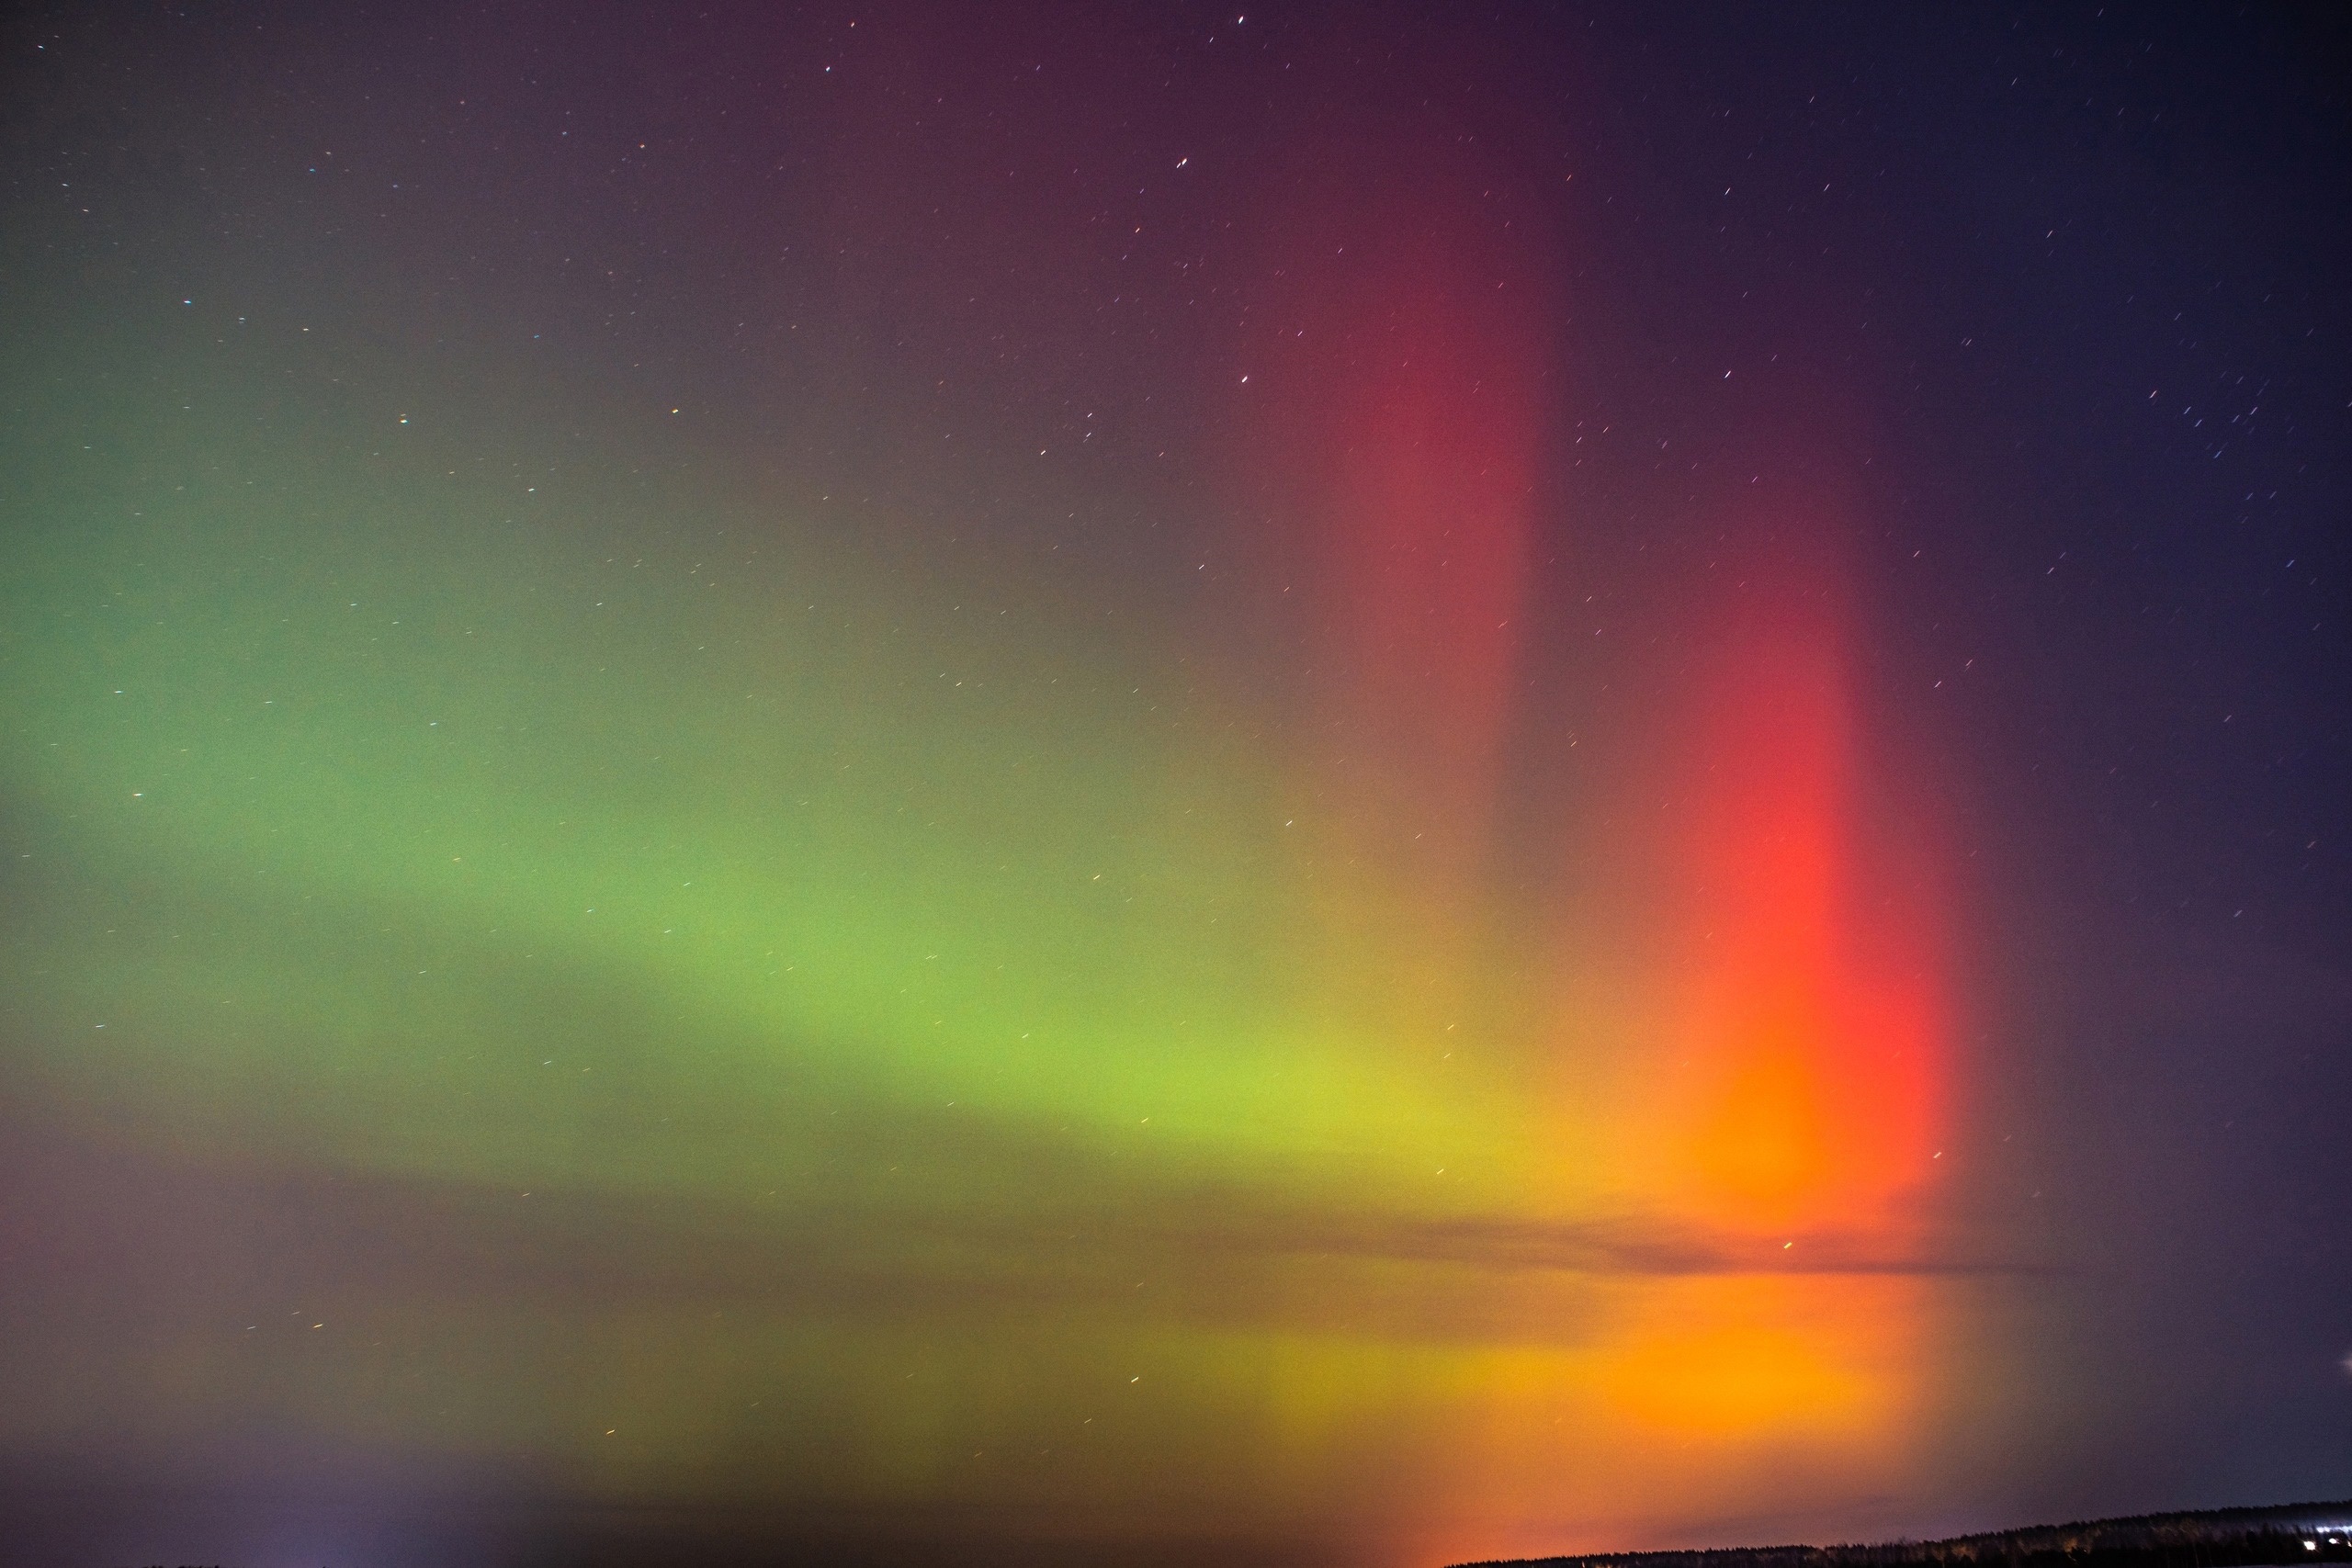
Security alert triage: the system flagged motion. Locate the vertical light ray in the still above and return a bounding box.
[1653,595,1946,1235]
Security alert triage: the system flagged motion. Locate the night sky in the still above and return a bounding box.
[2,5,2347,1567]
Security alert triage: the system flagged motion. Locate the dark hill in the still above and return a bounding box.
[1453,1500,2352,1568]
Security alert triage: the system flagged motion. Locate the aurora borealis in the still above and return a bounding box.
[3,6,2347,1566]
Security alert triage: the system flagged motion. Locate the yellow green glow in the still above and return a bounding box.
[0,322,1964,1564]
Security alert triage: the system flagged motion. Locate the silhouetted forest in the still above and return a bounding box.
[1457,1500,2352,1568]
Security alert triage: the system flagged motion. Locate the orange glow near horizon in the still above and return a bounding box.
[1470,582,1958,1521]
[1224,125,1957,1542]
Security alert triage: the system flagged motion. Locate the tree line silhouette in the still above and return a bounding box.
[1456,1500,2352,1568]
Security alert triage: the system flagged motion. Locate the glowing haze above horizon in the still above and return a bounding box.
[2,6,2346,1567]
